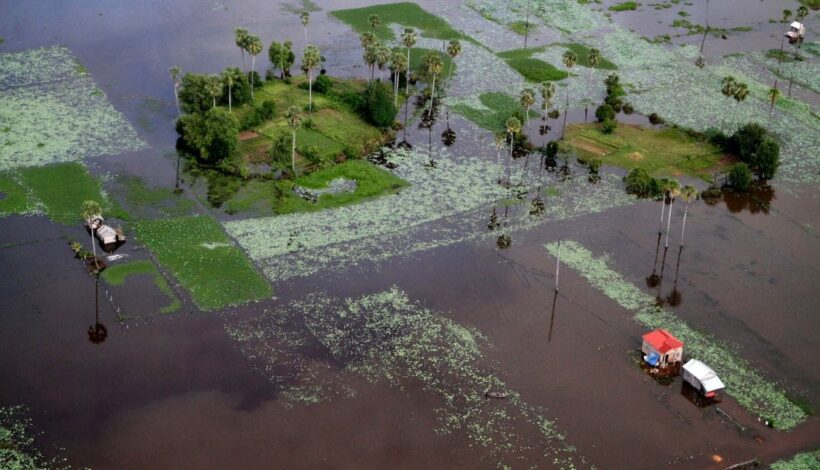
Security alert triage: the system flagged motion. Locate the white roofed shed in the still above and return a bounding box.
[682,359,725,397]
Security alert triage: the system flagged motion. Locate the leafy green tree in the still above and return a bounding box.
[728,162,752,191]
[169,66,182,117]
[679,185,697,247]
[303,45,321,112]
[180,107,239,163]
[752,138,780,180]
[731,122,767,161]
[561,50,577,139]
[363,43,378,82]
[179,73,216,113]
[624,168,657,198]
[268,40,295,79]
[363,81,397,127]
[595,103,615,123]
[287,106,303,175]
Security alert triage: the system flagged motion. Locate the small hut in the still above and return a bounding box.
[682,359,724,398]
[785,21,806,45]
[641,328,683,368]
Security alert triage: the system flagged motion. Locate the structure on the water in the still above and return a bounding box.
[682,359,725,398]
[86,214,126,246]
[641,328,684,369]
[785,21,806,45]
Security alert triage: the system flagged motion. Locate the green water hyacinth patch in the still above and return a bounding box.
[544,241,808,430]
[770,449,820,470]
[0,405,67,469]
[0,46,145,171]
[225,287,583,468]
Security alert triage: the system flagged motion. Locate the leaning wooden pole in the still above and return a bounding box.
[555,240,561,292]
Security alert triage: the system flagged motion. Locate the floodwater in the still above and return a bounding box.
[1,0,818,468]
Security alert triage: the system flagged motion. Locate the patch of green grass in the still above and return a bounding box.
[563,43,619,70]
[508,21,534,36]
[770,450,820,470]
[117,175,195,218]
[564,123,724,181]
[0,172,30,215]
[225,160,408,215]
[450,92,540,132]
[497,47,571,82]
[765,49,801,63]
[609,1,639,11]
[133,216,271,310]
[330,2,466,42]
[17,162,125,224]
[100,260,181,314]
[408,48,455,80]
[797,0,819,10]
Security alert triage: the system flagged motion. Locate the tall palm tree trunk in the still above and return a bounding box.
[665,199,675,248]
[291,130,297,176]
[658,198,666,235]
[507,133,513,185]
[308,71,313,113]
[561,90,569,139]
[680,203,689,246]
[251,56,256,100]
[173,85,180,117]
[428,75,437,115]
[405,47,412,100]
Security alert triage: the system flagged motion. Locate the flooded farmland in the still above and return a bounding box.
[1,0,818,468]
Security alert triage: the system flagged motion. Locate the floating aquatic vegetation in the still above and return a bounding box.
[225,287,583,468]
[544,241,808,430]
[225,147,634,283]
[0,405,69,469]
[770,449,820,470]
[0,46,145,171]
[99,260,182,316]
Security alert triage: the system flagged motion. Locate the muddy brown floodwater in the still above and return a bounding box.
[1,0,818,468]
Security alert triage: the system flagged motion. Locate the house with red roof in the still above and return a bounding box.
[641,328,683,368]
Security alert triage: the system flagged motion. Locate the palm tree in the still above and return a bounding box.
[658,179,670,235]
[223,70,234,113]
[235,28,249,69]
[207,74,222,108]
[424,53,443,115]
[169,66,181,117]
[523,0,533,47]
[520,88,535,129]
[401,28,417,142]
[446,39,461,84]
[363,44,378,82]
[561,50,577,139]
[664,181,681,248]
[375,44,390,82]
[730,81,749,131]
[287,106,303,176]
[777,9,792,71]
[505,117,521,185]
[540,81,555,116]
[81,200,102,271]
[246,35,263,100]
[767,86,780,128]
[699,0,710,55]
[679,185,697,248]
[586,48,601,123]
[720,75,737,131]
[300,12,310,46]
[360,31,377,50]
[390,51,407,107]
[369,14,381,32]
[303,45,321,113]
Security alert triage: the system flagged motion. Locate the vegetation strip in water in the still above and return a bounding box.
[99,260,182,315]
[544,241,808,429]
[133,216,271,311]
[225,287,583,468]
[770,449,820,470]
[330,2,468,42]
[563,123,724,181]
[0,46,145,171]
[449,92,540,132]
[0,405,67,469]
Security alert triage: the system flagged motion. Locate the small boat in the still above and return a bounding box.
[484,391,508,399]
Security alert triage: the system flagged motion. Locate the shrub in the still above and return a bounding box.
[339,91,365,112]
[260,100,276,119]
[752,138,780,180]
[602,117,617,134]
[730,122,767,162]
[362,81,397,128]
[622,103,634,114]
[595,104,616,123]
[205,170,242,207]
[313,74,332,94]
[728,162,752,191]
[343,146,359,160]
[179,107,239,163]
[267,135,291,171]
[624,168,659,197]
[301,118,316,130]
[704,127,730,149]
[648,113,664,125]
[221,68,252,107]
[301,145,322,165]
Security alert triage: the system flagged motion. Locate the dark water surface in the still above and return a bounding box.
[1,0,818,468]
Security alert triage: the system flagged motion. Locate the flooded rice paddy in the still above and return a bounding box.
[1,0,819,468]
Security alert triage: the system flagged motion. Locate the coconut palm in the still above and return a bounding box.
[520,88,535,129]
[730,81,749,131]
[222,70,234,113]
[664,181,681,248]
[390,51,407,107]
[446,39,461,84]
[303,45,321,113]
[368,14,381,31]
[235,28,249,68]
[207,74,222,108]
[424,53,443,115]
[767,86,780,128]
[540,81,555,115]
[401,28,417,99]
[363,45,378,82]
[169,66,181,117]
[287,106,303,175]
[561,50,577,139]
[678,185,697,247]
[81,200,102,271]
[505,117,521,184]
[375,44,390,82]
[585,48,601,123]
[300,12,310,46]
[246,35,263,99]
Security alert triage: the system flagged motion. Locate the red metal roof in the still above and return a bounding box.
[642,328,684,353]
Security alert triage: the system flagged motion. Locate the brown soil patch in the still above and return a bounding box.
[628,152,644,162]
[239,131,260,141]
[570,138,609,157]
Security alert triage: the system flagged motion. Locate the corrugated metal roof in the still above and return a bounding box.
[642,328,684,353]
[683,359,725,392]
